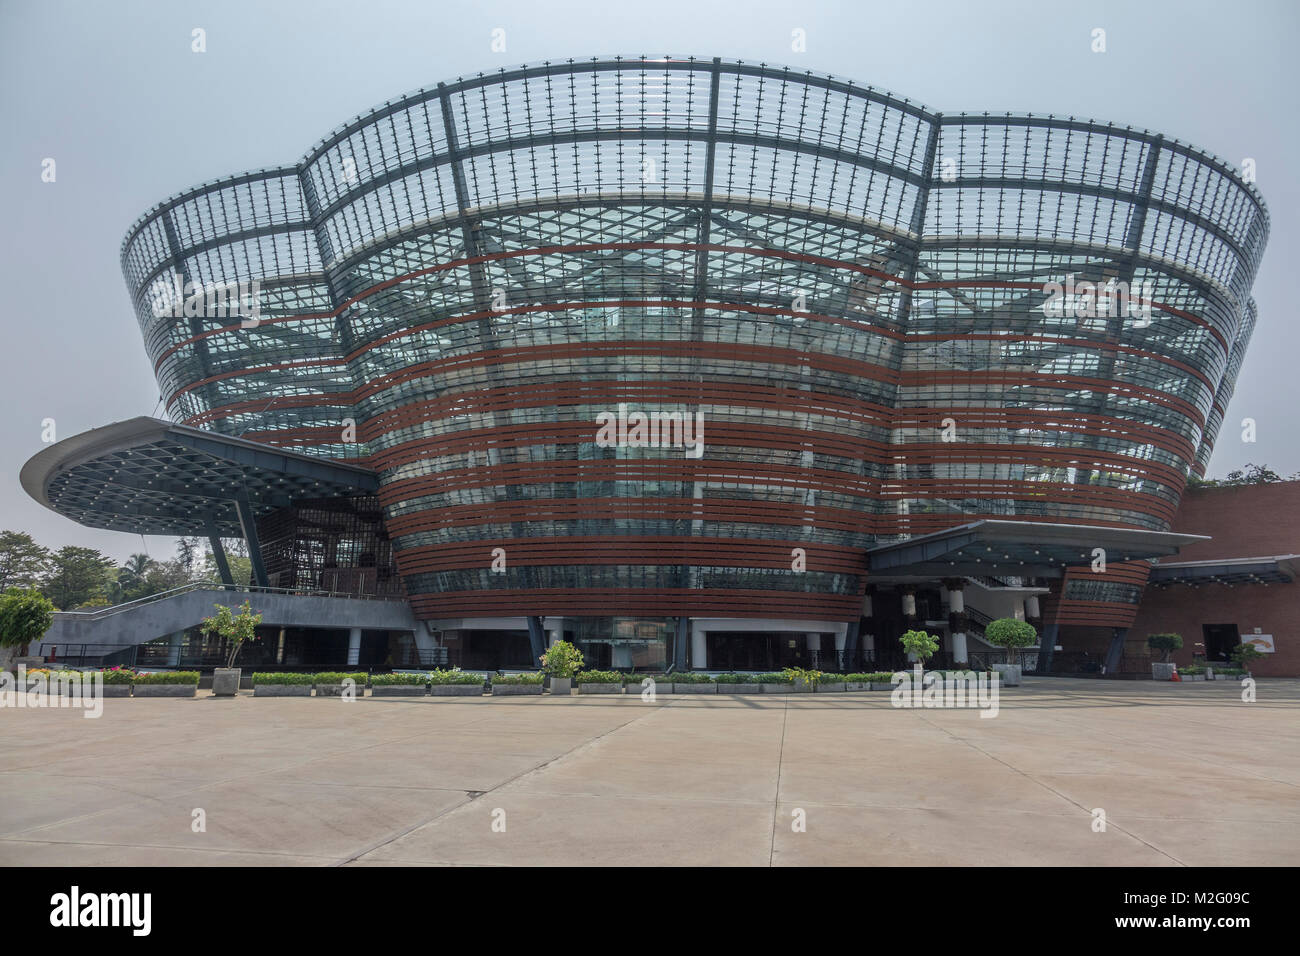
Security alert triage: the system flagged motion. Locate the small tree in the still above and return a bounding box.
[198,600,263,668]
[1146,632,1183,663]
[1231,642,1263,671]
[899,628,940,670]
[539,639,583,678]
[984,618,1037,666]
[0,588,55,660]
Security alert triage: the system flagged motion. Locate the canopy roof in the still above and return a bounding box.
[20,417,378,537]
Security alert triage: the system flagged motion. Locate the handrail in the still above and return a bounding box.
[55,582,407,620]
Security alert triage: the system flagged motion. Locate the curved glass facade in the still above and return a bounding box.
[119,57,1268,623]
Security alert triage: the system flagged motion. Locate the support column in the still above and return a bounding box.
[1037,621,1059,674]
[547,629,561,648]
[347,627,362,667]
[691,627,707,670]
[234,491,269,588]
[1103,627,1127,674]
[944,579,968,665]
[526,616,546,666]
[673,617,689,671]
[206,522,234,588]
[1025,595,1041,619]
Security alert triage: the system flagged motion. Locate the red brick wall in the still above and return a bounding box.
[1128,481,1300,677]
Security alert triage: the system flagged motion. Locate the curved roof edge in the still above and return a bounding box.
[119,55,1269,259]
[21,417,379,537]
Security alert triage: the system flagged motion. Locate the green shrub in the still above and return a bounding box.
[428,668,485,685]
[312,672,367,685]
[1231,643,1263,669]
[493,672,545,685]
[1180,665,1205,675]
[576,669,623,684]
[133,671,200,685]
[251,672,314,685]
[714,672,760,683]
[982,619,1037,665]
[100,668,135,685]
[866,671,899,682]
[756,672,792,684]
[539,639,583,678]
[370,672,429,686]
[1146,633,1183,662]
[669,672,714,683]
[782,666,822,686]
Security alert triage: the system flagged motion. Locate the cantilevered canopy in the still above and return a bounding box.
[866,520,1207,578]
[20,417,379,537]
[1147,555,1298,587]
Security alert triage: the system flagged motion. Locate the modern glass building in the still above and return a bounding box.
[22,57,1269,673]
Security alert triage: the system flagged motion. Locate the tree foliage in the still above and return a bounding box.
[0,588,56,649]
[984,618,1038,665]
[1146,632,1183,662]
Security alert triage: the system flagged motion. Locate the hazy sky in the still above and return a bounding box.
[1,0,1296,562]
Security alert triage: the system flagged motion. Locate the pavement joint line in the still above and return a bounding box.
[333,696,677,866]
[767,697,791,867]
[916,711,1187,866]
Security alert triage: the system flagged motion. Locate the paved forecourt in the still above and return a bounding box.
[1,679,1296,866]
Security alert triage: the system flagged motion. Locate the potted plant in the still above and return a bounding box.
[132,671,200,698]
[842,673,871,692]
[251,672,313,697]
[1146,633,1183,680]
[370,671,430,696]
[576,669,624,694]
[490,672,545,696]
[198,600,262,697]
[539,639,583,695]
[982,619,1035,686]
[428,667,485,696]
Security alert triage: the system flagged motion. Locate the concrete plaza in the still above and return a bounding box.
[1,679,1297,866]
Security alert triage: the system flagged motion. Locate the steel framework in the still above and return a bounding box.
[117,57,1269,626]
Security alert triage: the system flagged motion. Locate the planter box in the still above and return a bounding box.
[717,683,762,694]
[490,683,543,696]
[430,684,483,696]
[673,683,717,694]
[578,682,622,694]
[548,677,572,695]
[870,682,897,691]
[790,680,814,693]
[817,682,846,693]
[843,681,869,691]
[254,684,311,697]
[133,684,197,698]
[1181,675,1206,681]
[315,683,363,698]
[1151,662,1177,681]
[212,667,241,697]
[626,679,671,695]
[761,683,792,694]
[992,664,1022,687]
[371,685,429,696]
[100,684,131,697]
